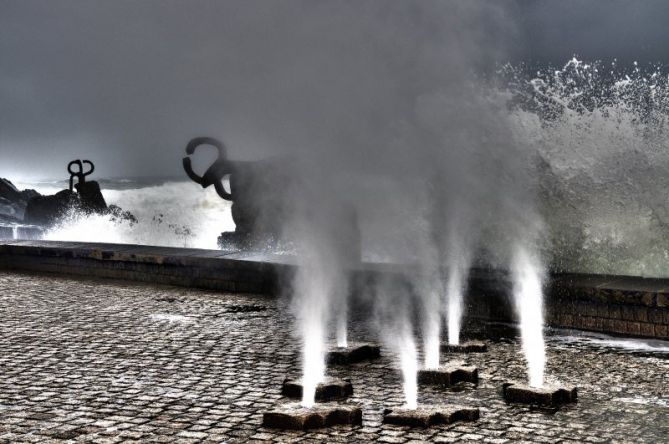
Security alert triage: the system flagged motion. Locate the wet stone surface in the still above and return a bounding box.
[0,270,667,443]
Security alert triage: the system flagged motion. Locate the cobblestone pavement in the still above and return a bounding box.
[0,270,667,443]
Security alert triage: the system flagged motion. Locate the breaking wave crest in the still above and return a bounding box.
[42,181,234,250]
[504,58,669,277]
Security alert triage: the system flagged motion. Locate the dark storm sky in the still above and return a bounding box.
[1,0,668,180]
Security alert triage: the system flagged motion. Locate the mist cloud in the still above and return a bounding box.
[3,1,668,180]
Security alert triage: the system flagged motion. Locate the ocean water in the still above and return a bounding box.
[10,59,669,277]
[15,178,234,250]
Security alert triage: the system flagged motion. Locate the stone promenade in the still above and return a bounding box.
[0,271,666,443]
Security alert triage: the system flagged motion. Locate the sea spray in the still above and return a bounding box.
[40,181,233,249]
[504,58,669,277]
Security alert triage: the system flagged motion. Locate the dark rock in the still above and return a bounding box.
[75,181,107,213]
[282,377,353,402]
[21,179,136,228]
[383,405,480,427]
[418,364,479,386]
[0,178,40,221]
[262,402,362,430]
[327,342,381,365]
[0,198,23,222]
[502,382,578,406]
[107,205,138,225]
[24,189,78,226]
[0,178,23,203]
[1,172,135,231]
[20,189,40,201]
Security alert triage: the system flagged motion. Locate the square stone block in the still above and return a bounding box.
[441,340,488,353]
[263,402,362,430]
[502,382,577,407]
[418,364,478,386]
[282,377,353,402]
[326,342,381,365]
[383,405,480,427]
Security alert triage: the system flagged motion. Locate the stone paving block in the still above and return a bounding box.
[383,405,480,427]
[502,382,577,407]
[441,341,488,353]
[262,402,362,430]
[418,364,479,386]
[326,342,381,364]
[281,377,353,402]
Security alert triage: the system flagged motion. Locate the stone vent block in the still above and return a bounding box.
[441,340,488,353]
[326,342,381,365]
[282,377,353,402]
[418,364,479,386]
[263,402,362,430]
[502,382,578,407]
[383,405,480,427]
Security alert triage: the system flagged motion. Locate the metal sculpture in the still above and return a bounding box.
[68,160,95,192]
[182,136,360,255]
[182,136,282,247]
[182,137,238,200]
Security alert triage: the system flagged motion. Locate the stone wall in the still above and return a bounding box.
[546,276,668,339]
[466,271,669,340]
[0,241,281,295]
[1,240,668,340]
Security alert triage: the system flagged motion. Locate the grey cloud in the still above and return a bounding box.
[1,1,668,180]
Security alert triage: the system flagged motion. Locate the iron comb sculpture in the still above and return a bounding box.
[183,137,237,201]
[68,159,95,192]
[182,136,360,255]
[24,159,107,226]
[182,136,287,248]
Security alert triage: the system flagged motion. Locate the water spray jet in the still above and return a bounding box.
[511,246,547,389]
[282,376,353,404]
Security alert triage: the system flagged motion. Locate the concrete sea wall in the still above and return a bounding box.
[1,240,667,340]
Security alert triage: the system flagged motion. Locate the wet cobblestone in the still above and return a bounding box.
[0,270,667,443]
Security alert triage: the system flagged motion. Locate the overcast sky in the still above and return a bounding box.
[2,0,669,181]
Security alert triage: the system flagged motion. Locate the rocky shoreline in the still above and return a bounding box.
[0,177,136,240]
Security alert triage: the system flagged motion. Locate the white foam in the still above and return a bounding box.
[41,181,234,249]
